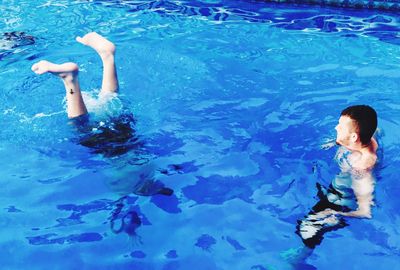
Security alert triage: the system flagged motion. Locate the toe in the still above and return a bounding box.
[76,36,85,44]
[31,63,41,73]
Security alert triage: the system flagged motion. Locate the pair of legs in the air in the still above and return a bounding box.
[31,32,118,118]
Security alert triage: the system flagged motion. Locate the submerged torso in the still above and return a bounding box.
[326,147,358,209]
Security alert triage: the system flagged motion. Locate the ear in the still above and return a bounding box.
[350,132,358,143]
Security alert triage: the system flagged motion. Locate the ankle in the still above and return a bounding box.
[100,52,115,62]
[62,76,80,91]
[60,70,78,83]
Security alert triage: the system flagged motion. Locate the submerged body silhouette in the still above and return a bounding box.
[72,113,140,158]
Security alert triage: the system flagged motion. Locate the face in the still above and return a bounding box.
[335,116,358,148]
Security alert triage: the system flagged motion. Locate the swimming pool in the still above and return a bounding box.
[1,0,399,269]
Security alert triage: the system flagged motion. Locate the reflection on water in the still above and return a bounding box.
[0,31,35,60]
[110,196,144,242]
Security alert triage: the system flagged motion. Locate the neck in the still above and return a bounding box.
[347,140,373,153]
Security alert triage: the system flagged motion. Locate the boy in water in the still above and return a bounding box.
[297,105,378,248]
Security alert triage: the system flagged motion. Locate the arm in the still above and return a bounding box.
[337,194,372,218]
[319,195,372,219]
[332,172,375,219]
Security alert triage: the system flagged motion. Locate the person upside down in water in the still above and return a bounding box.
[31,32,138,157]
[297,105,378,248]
[31,32,172,196]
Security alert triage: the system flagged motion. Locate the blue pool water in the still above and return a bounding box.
[1,0,400,269]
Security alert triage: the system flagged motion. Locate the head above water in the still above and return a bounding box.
[336,105,377,148]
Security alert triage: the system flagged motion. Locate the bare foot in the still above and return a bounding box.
[31,60,87,118]
[31,60,78,81]
[76,32,115,60]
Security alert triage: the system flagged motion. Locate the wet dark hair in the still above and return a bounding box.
[341,105,377,146]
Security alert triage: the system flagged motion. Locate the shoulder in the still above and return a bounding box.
[350,150,377,171]
[348,151,362,165]
[348,146,377,171]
